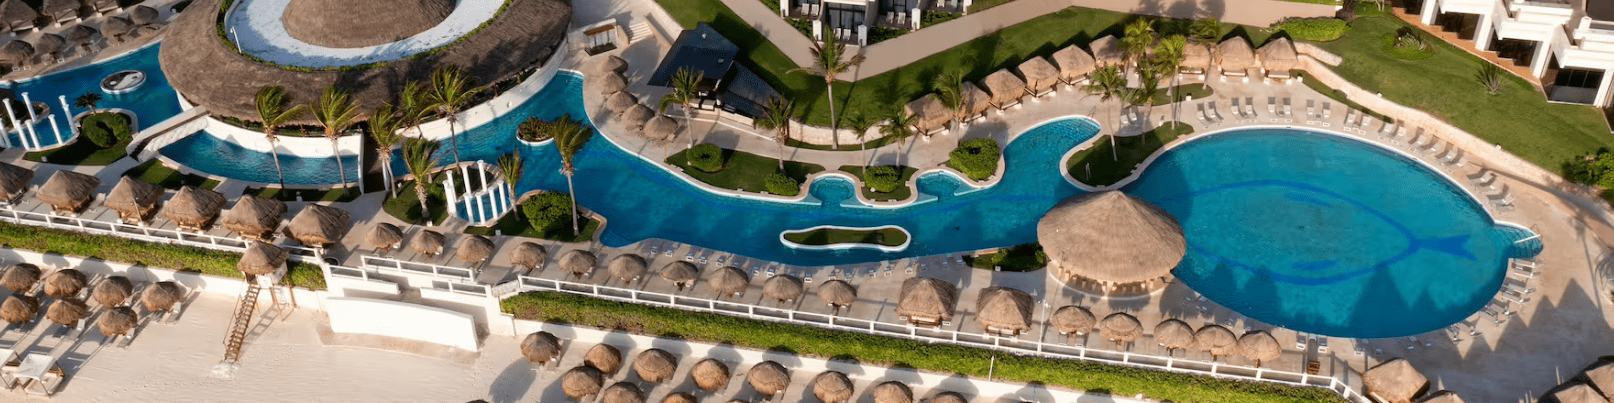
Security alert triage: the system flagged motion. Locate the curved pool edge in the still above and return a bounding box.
[779,224,911,252]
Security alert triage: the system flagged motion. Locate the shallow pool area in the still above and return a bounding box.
[4,43,181,149]
[158,131,360,185]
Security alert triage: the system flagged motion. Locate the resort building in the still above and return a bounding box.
[776,0,966,44]
[1413,0,1614,106]
[649,23,782,119]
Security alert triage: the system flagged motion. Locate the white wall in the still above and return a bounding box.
[201,117,364,158]
[326,297,479,351]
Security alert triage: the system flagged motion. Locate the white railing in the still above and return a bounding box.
[0,203,321,259]
[359,255,476,281]
[514,275,1371,403]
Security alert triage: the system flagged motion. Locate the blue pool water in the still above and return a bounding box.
[4,42,181,149]
[158,131,360,185]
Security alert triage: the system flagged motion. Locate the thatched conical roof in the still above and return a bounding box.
[0,161,32,197]
[106,176,163,222]
[817,279,855,307]
[1153,319,1196,350]
[37,170,99,214]
[1216,37,1256,72]
[895,277,957,322]
[365,223,403,250]
[747,361,790,396]
[762,274,804,303]
[1552,385,1607,403]
[605,91,638,113]
[1195,324,1238,356]
[1099,312,1142,343]
[974,286,1033,334]
[873,381,912,403]
[33,34,65,57]
[601,382,644,403]
[128,5,158,25]
[281,0,453,48]
[0,40,29,64]
[560,250,598,277]
[660,392,696,403]
[608,254,647,283]
[45,297,86,325]
[162,186,225,229]
[561,366,604,399]
[96,306,136,336]
[598,55,627,74]
[1364,358,1428,403]
[1258,37,1299,73]
[412,230,445,256]
[1089,35,1123,66]
[584,343,622,374]
[632,349,678,383]
[1183,43,1213,70]
[642,115,680,142]
[239,241,288,276]
[708,266,750,296]
[511,242,547,271]
[39,0,76,19]
[1051,305,1095,334]
[691,358,730,391]
[619,104,654,128]
[959,81,990,118]
[0,0,36,28]
[1418,391,1467,403]
[92,276,133,307]
[1015,56,1060,93]
[812,371,854,403]
[1039,191,1185,285]
[521,331,561,363]
[0,294,35,324]
[1582,360,1614,401]
[139,281,184,312]
[599,73,627,94]
[1,263,40,293]
[660,261,698,286]
[904,93,950,133]
[1238,330,1281,364]
[286,204,350,247]
[42,268,86,298]
[63,25,96,46]
[102,17,133,38]
[931,392,969,403]
[455,235,495,264]
[1050,45,1096,82]
[219,195,286,238]
[980,68,1027,107]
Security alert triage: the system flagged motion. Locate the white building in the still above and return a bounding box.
[776,0,971,45]
[1416,0,1614,107]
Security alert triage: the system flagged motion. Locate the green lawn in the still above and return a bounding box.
[1067,122,1193,186]
[245,186,362,203]
[464,210,601,243]
[23,113,132,166]
[503,292,1345,403]
[837,165,917,201]
[382,181,449,225]
[0,221,325,290]
[782,226,907,247]
[963,243,1046,271]
[666,147,825,194]
[1296,71,1391,121]
[966,0,1017,13]
[1150,83,1215,106]
[123,159,219,190]
[785,133,904,151]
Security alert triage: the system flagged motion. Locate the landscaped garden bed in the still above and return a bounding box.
[667,144,824,196]
[1066,122,1192,187]
[24,111,134,166]
[123,159,219,190]
[837,165,917,201]
[464,191,600,243]
[781,226,907,247]
[947,138,1001,181]
[963,243,1045,272]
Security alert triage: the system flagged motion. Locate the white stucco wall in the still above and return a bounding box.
[326,297,479,351]
[200,117,364,158]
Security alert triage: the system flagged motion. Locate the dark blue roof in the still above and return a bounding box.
[648,23,739,87]
[719,65,781,118]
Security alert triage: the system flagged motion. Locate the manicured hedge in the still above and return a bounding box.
[521,192,574,234]
[80,112,132,148]
[862,165,901,193]
[1273,18,1350,42]
[948,138,1001,181]
[687,143,724,173]
[763,173,799,196]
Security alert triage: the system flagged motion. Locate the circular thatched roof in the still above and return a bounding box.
[511,242,547,271]
[45,297,87,326]
[619,104,654,128]
[1050,44,1095,82]
[931,392,968,403]
[1238,330,1281,364]
[106,176,163,220]
[1039,191,1185,285]
[0,0,37,29]
[812,371,854,403]
[1154,319,1196,350]
[0,40,33,64]
[896,277,957,322]
[1099,312,1142,343]
[660,261,698,286]
[32,33,64,56]
[608,254,647,283]
[660,392,696,403]
[1,263,40,293]
[286,204,351,247]
[597,55,626,74]
[412,230,446,256]
[37,170,99,214]
[601,382,644,403]
[92,276,134,307]
[1258,37,1298,72]
[560,250,598,277]
[163,186,226,228]
[239,241,288,276]
[584,343,622,374]
[63,25,97,46]
[0,294,35,324]
[598,72,627,95]
[129,5,160,26]
[1364,358,1428,403]
[102,17,133,38]
[817,279,856,307]
[1184,43,1213,70]
[160,0,571,125]
[97,306,136,336]
[873,381,912,403]
[42,268,87,299]
[605,91,638,113]
[747,361,790,395]
[1194,324,1238,357]
[220,195,287,237]
[691,358,730,391]
[1051,305,1095,334]
[140,281,185,312]
[281,0,453,48]
[762,274,804,303]
[521,331,561,363]
[561,366,604,399]
[632,349,678,383]
[0,162,32,197]
[455,235,495,264]
[365,223,403,250]
[1551,384,1605,403]
[642,115,680,142]
[709,266,750,296]
[1217,37,1256,72]
[975,286,1033,334]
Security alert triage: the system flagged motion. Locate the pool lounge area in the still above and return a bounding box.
[3,43,181,150]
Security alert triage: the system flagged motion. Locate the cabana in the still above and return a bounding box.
[560,250,598,279]
[36,170,98,216]
[239,241,288,276]
[660,261,698,290]
[218,195,286,240]
[1038,191,1185,293]
[1363,358,1429,403]
[0,161,31,203]
[691,358,730,391]
[608,254,647,285]
[105,176,163,224]
[365,223,403,253]
[102,17,133,42]
[1183,43,1212,75]
[747,361,790,397]
[62,25,95,51]
[980,69,1027,110]
[1154,319,1196,353]
[904,94,950,136]
[1089,36,1123,67]
[895,277,957,327]
[129,5,159,26]
[1050,45,1096,85]
[709,266,750,299]
[455,235,495,265]
[974,286,1033,336]
[632,349,677,383]
[958,82,990,123]
[32,33,64,61]
[1050,305,1095,336]
[1216,37,1256,78]
[1257,37,1299,79]
[762,274,804,304]
[0,0,37,33]
[511,242,547,273]
[412,230,446,258]
[812,371,854,403]
[0,40,29,68]
[162,186,225,232]
[1099,312,1142,346]
[285,204,350,248]
[39,0,75,26]
[1015,56,1060,97]
[1550,384,1607,403]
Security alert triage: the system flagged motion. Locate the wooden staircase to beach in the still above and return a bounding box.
[222,277,262,363]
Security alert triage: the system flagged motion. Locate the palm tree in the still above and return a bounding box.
[545,115,593,234]
[842,112,877,162]
[1153,35,1187,129]
[878,108,915,165]
[401,138,442,222]
[1084,66,1128,103]
[254,86,308,189]
[497,152,523,210]
[753,96,794,170]
[311,85,363,196]
[792,28,865,146]
[1189,17,1221,46]
[1120,18,1156,72]
[398,81,430,138]
[932,69,964,131]
[74,92,100,114]
[370,103,404,197]
[427,65,485,165]
[658,67,703,148]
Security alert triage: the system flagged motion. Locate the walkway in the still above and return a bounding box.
[225,0,504,67]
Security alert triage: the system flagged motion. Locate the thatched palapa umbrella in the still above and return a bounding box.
[560,249,598,279]
[0,161,32,202]
[605,91,638,113]
[608,254,647,284]
[747,361,790,396]
[1153,318,1195,352]
[632,348,677,383]
[762,274,804,303]
[96,306,136,337]
[365,223,403,252]
[642,115,680,142]
[931,392,968,403]
[1051,305,1095,335]
[219,195,286,240]
[412,229,446,257]
[1038,191,1185,291]
[455,235,495,265]
[1015,56,1059,95]
[163,186,225,231]
[92,276,133,307]
[1551,385,1606,403]
[0,294,35,324]
[817,279,855,311]
[1050,45,1096,84]
[660,261,697,290]
[904,93,950,134]
[36,170,98,215]
[584,343,622,374]
[45,297,86,326]
[597,55,627,74]
[1099,312,1142,345]
[1216,37,1256,74]
[895,277,957,325]
[691,358,729,391]
[0,41,28,66]
[286,204,350,247]
[1195,324,1238,358]
[812,371,854,403]
[598,72,627,94]
[32,33,64,59]
[619,104,654,130]
[1089,35,1123,67]
[106,176,163,223]
[958,82,990,120]
[974,286,1033,335]
[709,266,750,298]
[511,242,547,272]
[1183,43,1212,72]
[129,5,158,26]
[139,281,184,313]
[521,331,561,364]
[1237,330,1281,367]
[1363,358,1428,403]
[239,241,288,276]
[63,25,96,49]
[561,366,604,399]
[102,17,133,41]
[660,392,695,403]
[873,381,912,403]
[1258,37,1299,75]
[39,0,76,22]
[42,268,86,298]
[601,382,644,403]
[0,0,37,30]
[1,263,40,293]
[980,69,1027,109]
[1419,390,1467,403]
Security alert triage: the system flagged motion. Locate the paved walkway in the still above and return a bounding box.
[225,0,504,67]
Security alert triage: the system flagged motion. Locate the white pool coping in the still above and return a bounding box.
[779,224,911,252]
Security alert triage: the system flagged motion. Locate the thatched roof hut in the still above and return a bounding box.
[584,343,622,374]
[620,104,654,128]
[709,266,750,297]
[601,382,644,403]
[599,73,627,95]
[974,286,1033,335]
[762,274,804,303]
[747,361,790,396]
[812,371,854,403]
[1153,319,1195,351]
[1,263,40,293]
[817,279,855,307]
[980,69,1027,108]
[239,241,288,276]
[660,261,698,289]
[1364,358,1428,403]
[1550,384,1606,403]
[286,204,350,247]
[598,55,627,74]
[0,40,30,65]
[37,170,99,215]
[1050,45,1096,83]
[1418,391,1467,403]
[139,281,184,312]
[0,294,35,324]
[33,33,63,57]
[608,254,647,284]
[0,0,36,29]
[92,276,133,307]
[63,25,96,47]
[1582,360,1614,400]
[1216,37,1256,73]
[455,235,495,264]
[931,392,969,403]
[896,277,957,324]
[632,349,678,383]
[365,223,403,252]
[0,161,31,200]
[691,358,730,391]
[219,195,286,240]
[1238,330,1281,366]
[1195,324,1238,357]
[959,82,990,119]
[128,5,159,26]
[1015,56,1060,94]
[660,392,695,403]
[1038,191,1185,289]
[511,242,547,272]
[42,268,86,298]
[521,331,561,364]
[873,381,912,403]
[1099,312,1142,343]
[106,176,163,223]
[605,91,638,113]
[45,297,86,326]
[412,230,446,257]
[904,93,950,134]
[1183,43,1213,71]
[102,17,133,39]
[1258,37,1299,73]
[162,186,225,230]
[560,250,598,278]
[1051,305,1095,334]
[561,366,604,399]
[1089,36,1123,66]
[642,115,680,142]
[38,0,76,20]
[96,306,136,336]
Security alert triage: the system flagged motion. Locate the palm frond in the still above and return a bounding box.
[402,138,442,181]
[498,152,523,187]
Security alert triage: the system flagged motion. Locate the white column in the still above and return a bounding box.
[20,93,36,124]
[1530,39,1553,79]
[46,114,62,145]
[443,173,459,218]
[20,93,39,149]
[1475,12,1496,51]
[470,164,486,223]
[812,20,822,41]
[0,101,18,148]
[1594,68,1614,108]
[1421,0,1439,25]
[56,96,71,136]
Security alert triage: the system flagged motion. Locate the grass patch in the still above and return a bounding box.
[244,186,360,203]
[666,147,825,194]
[837,165,917,201]
[1066,122,1192,186]
[503,292,1346,403]
[966,0,1017,13]
[782,227,907,247]
[1296,72,1391,122]
[963,243,1046,271]
[0,221,325,290]
[382,181,449,225]
[785,134,905,151]
[23,113,132,166]
[1149,83,1215,106]
[1381,34,1434,60]
[464,210,601,243]
[123,159,219,190]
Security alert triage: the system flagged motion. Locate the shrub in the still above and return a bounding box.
[948,138,1001,181]
[687,143,725,173]
[1273,18,1350,42]
[517,117,551,141]
[1564,149,1614,189]
[763,173,799,196]
[80,112,131,148]
[863,166,902,193]
[522,192,574,234]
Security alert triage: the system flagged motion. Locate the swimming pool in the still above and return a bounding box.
[3,42,181,149]
[157,130,360,185]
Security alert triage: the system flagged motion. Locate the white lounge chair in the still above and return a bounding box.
[1244,97,1256,119]
[1197,103,1211,125]
[1209,101,1226,123]
[1282,99,1293,122]
[1305,100,1316,124]
[1231,97,1244,118]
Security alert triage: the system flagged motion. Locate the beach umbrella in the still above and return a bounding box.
[708,266,750,298]
[286,204,350,248]
[139,281,184,312]
[1051,305,1095,335]
[454,235,495,264]
[974,286,1033,335]
[597,55,627,74]
[659,261,698,290]
[42,268,87,298]
[36,170,98,215]
[584,343,622,374]
[817,279,856,309]
[1050,44,1096,83]
[619,105,654,129]
[102,17,134,40]
[91,276,133,307]
[1582,360,1614,401]
[1551,385,1607,403]
[129,5,158,26]
[812,371,854,403]
[608,254,647,284]
[32,33,64,58]
[746,361,790,397]
[691,358,729,391]
[632,348,678,383]
[601,382,643,403]
[162,186,225,230]
[0,40,33,65]
[238,241,288,276]
[1238,330,1282,367]
[873,381,912,403]
[510,242,547,272]
[0,295,36,324]
[219,195,286,240]
[45,297,86,326]
[411,229,446,257]
[1038,191,1184,289]
[63,25,97,47]
[1195,324,1238,358]
[1154,319,1196,352]
[559,250,598,279]
[365,223,403,252]
[561,366,604,399]
[0,161,31,200]
[642,115,680,142]
[105,176,163,223]
[1099,312,1142,345]
[605,91,638,113]
[931,392,968,403]
[762,274,804,303]
[598,72,627,94]
[96,306,136,337]
[1364,358,1428,403]
[520,331,561,364]
[895,277,957,324]
[1,263,40,293]
[659,392,695,403]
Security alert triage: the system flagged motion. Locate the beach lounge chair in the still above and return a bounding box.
[1343,109,1358,130]
[1282,99,1293,121]
[1267,97,1277,116]
[1209,102,1226,123]
[1488,184,1516,211]
[1296,333,1307,350]
[1318,337,1328,353]
[1421,139,1445,156]
[1376,120,1397,140]
[1197,103,1211,125]
[1305,100,1316,124]
[1439,148,1465,170]
[1230,98,1243,117]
